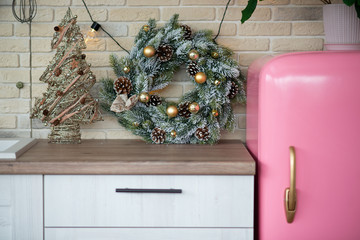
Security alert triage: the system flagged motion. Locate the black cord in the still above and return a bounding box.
[100,26,130,54]
[12,0,37,138]
[81,0,130,54]
[213,0,232,42]
[82,0,95,22]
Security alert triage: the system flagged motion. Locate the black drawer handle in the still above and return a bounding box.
[115,188,182,194]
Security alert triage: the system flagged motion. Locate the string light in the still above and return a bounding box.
[84,21,101,44]
[82,0,130,54]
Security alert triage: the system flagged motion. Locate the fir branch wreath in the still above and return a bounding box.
[100,15,246,144]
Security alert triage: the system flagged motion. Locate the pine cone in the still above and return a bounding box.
[186,61,199,76]
[145,95,162,107]
[178,101,191,118]
[157,44,173,62]
[151,127,166,144]
[180,24,192,40]
[228,81,239,99]
[195,126,210,141]
[113,76,132,95]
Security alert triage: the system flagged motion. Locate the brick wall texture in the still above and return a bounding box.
[0,0,335,141]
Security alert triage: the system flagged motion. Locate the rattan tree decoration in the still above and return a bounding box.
[31,8,101,143]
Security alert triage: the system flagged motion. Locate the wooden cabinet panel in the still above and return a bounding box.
[0,175,43,240]
[44,175,254,228]
[45,228,253,240]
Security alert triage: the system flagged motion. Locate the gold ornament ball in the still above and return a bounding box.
[143,46,156,58]
[188,49,199,61]
[212,109,219,117]
[123,66,130,74]
[211,51,220,59]
[166,105,178,118]
[133,122,140,127]
[188,102,200,114]
[170,130,177,138]
[143,24,150,32]
[214,79,221,86]
[139,92,150,103]
[194,72,207,84]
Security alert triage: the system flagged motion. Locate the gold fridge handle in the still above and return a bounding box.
[284,146,296,223]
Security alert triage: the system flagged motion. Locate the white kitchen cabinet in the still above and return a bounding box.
[0,174,254,240]
[0,175,43,240]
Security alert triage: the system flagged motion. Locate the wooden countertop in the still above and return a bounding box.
[0,140,255,175]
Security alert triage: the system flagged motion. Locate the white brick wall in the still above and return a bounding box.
[0,0,327,140]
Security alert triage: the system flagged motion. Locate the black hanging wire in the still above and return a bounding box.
[82,0,130,54]
[12,0,37,138]
[213,0,232,42]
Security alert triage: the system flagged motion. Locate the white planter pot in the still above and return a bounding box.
[323,4,360,50]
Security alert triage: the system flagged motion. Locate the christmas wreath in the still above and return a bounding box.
[100,15,246,144]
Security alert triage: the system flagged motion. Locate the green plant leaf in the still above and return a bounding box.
[356,1,360,18]
[343,0,356,6]
[241,0,258,24]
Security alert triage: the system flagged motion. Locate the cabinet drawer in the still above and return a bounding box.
[44,175,253,227]
[45,227,253,240]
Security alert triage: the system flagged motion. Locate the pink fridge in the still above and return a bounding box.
[246,51,360,240]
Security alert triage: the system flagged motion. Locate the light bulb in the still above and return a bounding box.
[84,22,101,44]
[85,28,98,43]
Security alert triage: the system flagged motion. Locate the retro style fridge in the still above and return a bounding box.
[246,51,360,240]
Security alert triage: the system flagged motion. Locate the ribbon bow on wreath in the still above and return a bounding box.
[110,94,138,113]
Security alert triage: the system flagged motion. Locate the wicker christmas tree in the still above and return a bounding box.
[31,8,101,144]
